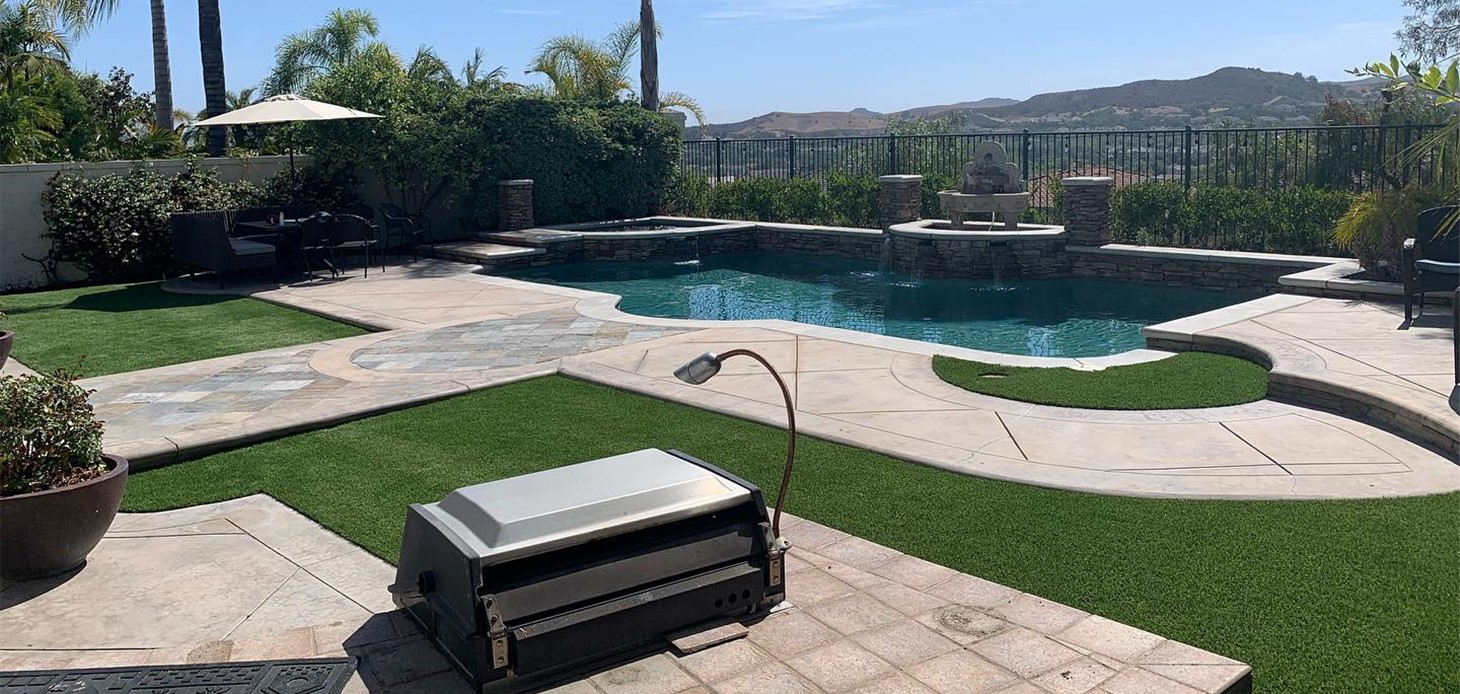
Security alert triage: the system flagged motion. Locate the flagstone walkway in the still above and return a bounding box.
[77,261,1459,499]
[0,495,1252,694]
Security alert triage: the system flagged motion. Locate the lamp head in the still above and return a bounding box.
[674,352,722,385]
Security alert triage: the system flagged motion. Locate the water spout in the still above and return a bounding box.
[878,236,894,274]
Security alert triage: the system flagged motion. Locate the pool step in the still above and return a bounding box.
[475,229,582,247]
[430,241,547,266]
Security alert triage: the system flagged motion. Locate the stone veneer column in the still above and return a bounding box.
[1061,176,1113,247]
[498,179,534,231]
[878,174,923,230]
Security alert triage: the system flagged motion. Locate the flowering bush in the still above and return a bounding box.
[0,372,106,497]
[42,161,264,282]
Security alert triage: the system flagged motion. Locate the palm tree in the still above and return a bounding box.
[0,1,70,90]
[528,20,638,101]
[197,0,226,155]
[528,17,705,127]
[32,0,115,32]
[639,0,657,112]
[148,0,171,131]
[406,45,453,84]
[266,8,379,95]
[36,0,174,132]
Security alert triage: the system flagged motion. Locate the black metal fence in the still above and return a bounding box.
[681,124,1456,195]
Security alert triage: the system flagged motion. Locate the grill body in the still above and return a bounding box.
[392,449,786,691]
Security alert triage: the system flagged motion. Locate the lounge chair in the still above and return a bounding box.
[171,211,277,288]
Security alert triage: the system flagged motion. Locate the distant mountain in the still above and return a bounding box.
[699,98,1018,139]
[699,68,1383,138]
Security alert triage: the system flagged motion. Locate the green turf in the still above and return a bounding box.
[931,351,1269,409]
[0,283,366,377]
[122,376,1457,693]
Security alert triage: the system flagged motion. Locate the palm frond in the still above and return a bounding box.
[407,45,453,83]
[660,90,707,128]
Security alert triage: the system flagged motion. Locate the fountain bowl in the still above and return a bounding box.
[937,190,1032,230]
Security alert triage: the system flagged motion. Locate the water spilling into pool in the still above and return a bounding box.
[499,252,1257,358]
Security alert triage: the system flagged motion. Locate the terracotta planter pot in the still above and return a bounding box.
[0,455,128,581]
[0,330,11,370]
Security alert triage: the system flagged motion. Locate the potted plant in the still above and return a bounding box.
[0,371,127,580]
[1333,186,1448,281]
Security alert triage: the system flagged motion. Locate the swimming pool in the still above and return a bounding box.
[499,252,1257,358]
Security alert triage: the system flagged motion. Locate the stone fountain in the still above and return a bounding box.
[937,141,1031,230]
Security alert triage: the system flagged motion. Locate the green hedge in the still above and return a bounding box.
[669,172,1060,229]
[674,175,1348,255]
[457,98,682,226]
[1110,182,1353,255]
[41,163,266,282]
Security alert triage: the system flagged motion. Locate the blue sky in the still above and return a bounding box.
[68,0,1411,123]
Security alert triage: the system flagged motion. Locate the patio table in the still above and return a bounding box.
[235,219,334,278]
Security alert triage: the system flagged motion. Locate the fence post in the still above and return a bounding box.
[1182,125,1193,191]
[1020,129,1030,180]
[1401,126,1413,186]
[887,134,898,175]
[788,135,796,179]
[714,137,723,182]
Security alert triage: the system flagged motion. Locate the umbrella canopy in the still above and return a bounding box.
[192,94,381,127]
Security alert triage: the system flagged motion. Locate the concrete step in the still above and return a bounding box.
[429,241,547,265]
[474,229,582,247]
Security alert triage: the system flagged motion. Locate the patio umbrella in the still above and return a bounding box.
[191,94,382,176]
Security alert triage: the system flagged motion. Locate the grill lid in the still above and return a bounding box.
[425,449,753,564]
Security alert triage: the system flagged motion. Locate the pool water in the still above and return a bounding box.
[500,252,1256,357]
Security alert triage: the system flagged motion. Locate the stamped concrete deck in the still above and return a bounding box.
[0,495,1251,694]
[74,260,1457,500]
[1147,294,1459,458]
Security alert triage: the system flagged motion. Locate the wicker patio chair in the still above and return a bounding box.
[1403,205,1460,321]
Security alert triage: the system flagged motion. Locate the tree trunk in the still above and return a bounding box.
[639,0,658,112]
[197,0,227,156]
[150,0,174,132]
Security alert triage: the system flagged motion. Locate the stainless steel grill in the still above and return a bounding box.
[390,449,786,691]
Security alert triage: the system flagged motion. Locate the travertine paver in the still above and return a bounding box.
[81,262,1457,498]
[0,496,1250,694]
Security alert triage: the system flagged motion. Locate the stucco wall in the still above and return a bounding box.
[0,156,294,291]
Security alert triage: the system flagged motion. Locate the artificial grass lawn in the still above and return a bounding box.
[0,283,365,377]
[123,376,1457,693]
[932,351,1269,409]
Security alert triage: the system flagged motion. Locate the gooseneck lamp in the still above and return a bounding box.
[674,350,796,539]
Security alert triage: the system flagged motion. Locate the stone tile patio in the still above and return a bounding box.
[0,496,1251,694]
[76,260,1457,499]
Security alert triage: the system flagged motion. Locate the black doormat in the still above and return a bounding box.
[0,657,356,694]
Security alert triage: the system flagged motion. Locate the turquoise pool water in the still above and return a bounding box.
[500,252,1256,358]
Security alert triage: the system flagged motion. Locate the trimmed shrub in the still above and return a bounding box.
[42,162,264,282]
[667,172,1064,229]
[450,98,682,227]
[704,177,827,224]
[0,372,105,497]
[825,173,879,227]
[1111,182,1353,256]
